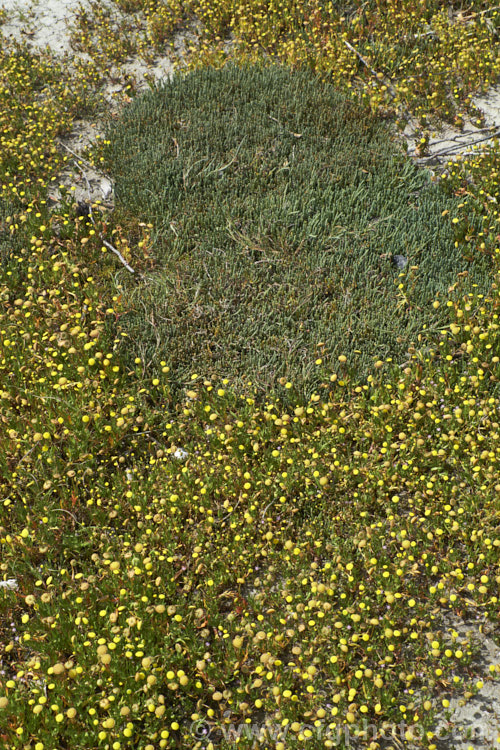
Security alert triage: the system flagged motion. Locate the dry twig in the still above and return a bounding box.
[67,154,139,276]
[343,39,399,100]
[415,127,500,161]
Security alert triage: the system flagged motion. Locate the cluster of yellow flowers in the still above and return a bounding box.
[0,3,500,749]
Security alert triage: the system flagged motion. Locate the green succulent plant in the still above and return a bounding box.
[104,63,492,395]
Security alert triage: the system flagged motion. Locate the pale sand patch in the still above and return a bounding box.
[1,0,89,55]
[418,613,500,750]
[403,86,500,172]
[1,0,186,204]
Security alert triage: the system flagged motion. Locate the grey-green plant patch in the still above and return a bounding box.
[104,63,493,394]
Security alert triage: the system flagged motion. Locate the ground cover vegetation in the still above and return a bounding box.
[0,1,499,749]
[103,62,492,393]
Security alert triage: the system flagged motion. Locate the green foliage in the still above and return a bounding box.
[0,197,22,266]
[104,62,492,395]
[2,13,500,750]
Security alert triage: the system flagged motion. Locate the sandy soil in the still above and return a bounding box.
[403,91,500,169]
[1,0,185,206]
[1,2,500,747]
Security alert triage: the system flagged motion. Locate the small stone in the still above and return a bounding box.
[392,254,408,270]
[173,448,188,461]
[76,200,90,218]
[100,178,113,200]
[0,579,18,590]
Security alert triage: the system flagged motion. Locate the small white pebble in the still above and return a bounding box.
[100,178,113,200]
[173,448,188,461]
[0,579,18,590]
